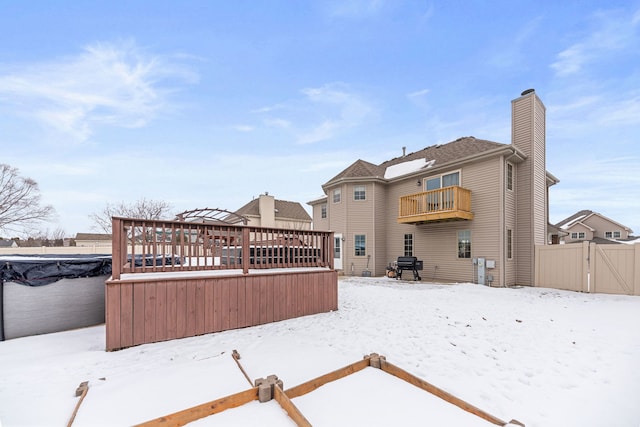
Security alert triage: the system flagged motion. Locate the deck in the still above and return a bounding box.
[106,217,337,351]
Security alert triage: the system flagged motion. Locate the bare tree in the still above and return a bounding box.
[89,198,173,233]
[0,164,55,233]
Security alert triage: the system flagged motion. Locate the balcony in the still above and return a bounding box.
[398,186,473,224]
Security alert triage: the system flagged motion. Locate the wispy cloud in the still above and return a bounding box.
[251,83,374,145]
[551,9,640,77]
[296,83,374,144]
[327,0,385,18]
[232,125,254,132]
[485,16,542,69]
[407,88,429,99]
[0,40,197,143]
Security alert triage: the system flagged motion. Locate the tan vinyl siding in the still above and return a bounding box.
[584,215,630,240]
[512,92,546,285]
[373,182,388,275]
[383,157,504,284]
[344,182,375,275]
[312,203,329,231]
[504,159,517,286]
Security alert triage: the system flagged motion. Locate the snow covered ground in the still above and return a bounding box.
[1,276,640,427]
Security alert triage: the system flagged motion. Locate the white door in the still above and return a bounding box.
[334,234,343,270]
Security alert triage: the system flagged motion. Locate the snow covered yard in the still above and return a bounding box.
[1,276,640,426]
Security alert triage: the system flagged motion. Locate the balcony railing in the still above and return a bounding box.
[398,186,473,224]
[111,217,334,279]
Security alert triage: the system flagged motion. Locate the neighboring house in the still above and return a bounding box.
[235,193,312,230]
[308,89,558,287]
[75,233,113,247]
[554,210,634,244]
[0,239,18,248]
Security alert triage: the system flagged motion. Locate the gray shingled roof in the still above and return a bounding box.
[325,136,505,186]
[235,199,311,221]
[325,159,385,184]
[554,210,593,228]
[380,137,504,169]
[75,233,112,240]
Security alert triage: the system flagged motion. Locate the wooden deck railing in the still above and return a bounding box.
[111,217,334,279]
[398,186,473,223]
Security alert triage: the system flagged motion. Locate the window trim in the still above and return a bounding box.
[354,234,366,256]
[457,230,471,259]
[403,233,413,257]
[506,229,513,260]
[332,188,341,203]
[321,203,327,219]
[353,184,366,201]
[423,169,461,190]
[506,162,514,191]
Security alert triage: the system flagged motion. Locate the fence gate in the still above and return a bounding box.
[535,242,640,296]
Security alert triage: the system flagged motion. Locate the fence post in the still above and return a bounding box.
[242,227,250,274]
[112,217,122,280]
[584,241,591,293]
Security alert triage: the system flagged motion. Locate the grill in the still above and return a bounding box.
[395,256,422,281]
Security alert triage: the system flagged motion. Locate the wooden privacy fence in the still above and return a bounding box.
[535,242,640,295]
[106,218,337,351]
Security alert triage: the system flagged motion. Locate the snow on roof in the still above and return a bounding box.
[383,158,435,180]
[560,213,590,230]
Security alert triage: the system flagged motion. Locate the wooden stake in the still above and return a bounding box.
[232,349,254,386]
[67,381,89,427]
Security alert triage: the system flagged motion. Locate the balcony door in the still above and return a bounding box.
[424,171,460,211]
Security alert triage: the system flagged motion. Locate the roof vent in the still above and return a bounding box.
[402,146,406,157]
[521,88,535,96]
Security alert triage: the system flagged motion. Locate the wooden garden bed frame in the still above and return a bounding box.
[134,353,525,427]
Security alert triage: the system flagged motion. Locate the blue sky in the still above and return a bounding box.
[1,1,639,237]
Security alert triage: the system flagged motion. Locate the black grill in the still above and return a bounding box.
[395,256,422,281]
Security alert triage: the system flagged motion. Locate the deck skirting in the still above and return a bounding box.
[105,269,338,351]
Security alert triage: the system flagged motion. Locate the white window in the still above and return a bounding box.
[425,171,460,190]
[605,231,612,238]
[321,203,327,219]
[404,234,413,256]
[333,188,341,203]
[354,185,366,201]
[457,230,471,259]
[613,231,621,238]
[507,163,514,191]
[507,229,513,259]
[355,235,366,256]
[572,232,586,239]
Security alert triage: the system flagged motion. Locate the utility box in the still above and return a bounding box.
[476,257,486,285]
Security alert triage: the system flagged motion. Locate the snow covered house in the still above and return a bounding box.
[308,89,559,287]
[554,210,634,244]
